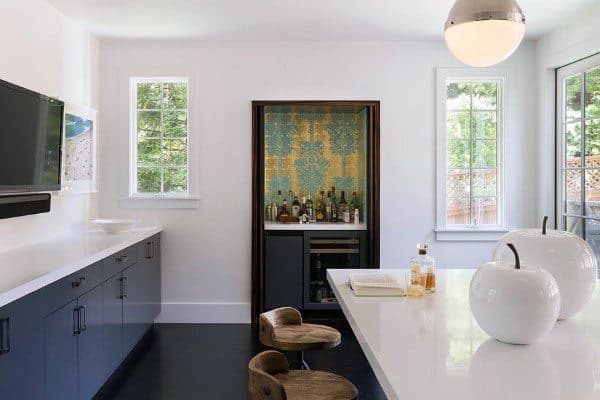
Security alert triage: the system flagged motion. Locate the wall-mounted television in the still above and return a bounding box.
[0,79,64,192]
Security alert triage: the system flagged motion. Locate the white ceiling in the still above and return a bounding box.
[48,0,596,40]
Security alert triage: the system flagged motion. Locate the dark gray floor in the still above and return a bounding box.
[96,319,387,399]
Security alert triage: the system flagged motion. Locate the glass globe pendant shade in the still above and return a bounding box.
[444,0,526,68]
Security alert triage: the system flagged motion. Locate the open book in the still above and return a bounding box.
[348,273,406,297]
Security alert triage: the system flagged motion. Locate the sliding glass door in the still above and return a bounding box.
[557,54,600,259]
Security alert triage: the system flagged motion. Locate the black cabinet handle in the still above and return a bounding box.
[145,241,153,259]
[116,255,129,263]
[73,308,81,335]
[118,277,128,299]
[71,277,86,288]
[0,317,10,354]
[80,306,87,332]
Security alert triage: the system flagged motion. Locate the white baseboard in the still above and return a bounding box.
[155,302,251,324]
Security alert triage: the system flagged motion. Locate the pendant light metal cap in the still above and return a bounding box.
[445,0,526,31]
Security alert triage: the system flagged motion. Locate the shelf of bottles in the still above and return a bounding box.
[307,238,361,309]
[263,105,368,230]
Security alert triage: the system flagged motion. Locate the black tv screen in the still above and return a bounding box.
[0,80,64,192]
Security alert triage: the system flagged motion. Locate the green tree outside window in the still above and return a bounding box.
[134,79,189,194]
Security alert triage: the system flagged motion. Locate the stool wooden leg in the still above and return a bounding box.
[288,351,310,370]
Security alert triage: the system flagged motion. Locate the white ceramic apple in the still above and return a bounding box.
[493,217,597,319]
[470,243,561,344]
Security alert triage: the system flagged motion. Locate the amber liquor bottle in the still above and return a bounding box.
[315,191,326,222]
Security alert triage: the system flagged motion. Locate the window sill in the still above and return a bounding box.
[120,196,200,209]
[434,227,509,242]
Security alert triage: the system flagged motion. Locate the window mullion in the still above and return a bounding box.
[160,82,165,194]
[581,72,587,239]
[469,83,474,227]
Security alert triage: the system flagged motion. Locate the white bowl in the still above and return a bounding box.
[91,219,140,234]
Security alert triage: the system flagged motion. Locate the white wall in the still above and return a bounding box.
[536,2,600,225]
[0,0,99,250]
[99,39,539,323]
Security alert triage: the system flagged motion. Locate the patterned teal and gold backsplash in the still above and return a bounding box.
[264,105,367,204]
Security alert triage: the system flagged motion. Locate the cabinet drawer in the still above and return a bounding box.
[103,245,137,280]
[42,262,102,316]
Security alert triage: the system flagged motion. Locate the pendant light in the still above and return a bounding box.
[444,0,526,67]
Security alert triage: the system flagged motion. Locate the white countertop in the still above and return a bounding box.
[265,222,367,231]
[328,268,600,400]
[0,226,162,308]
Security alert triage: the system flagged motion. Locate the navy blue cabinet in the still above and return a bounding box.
[77,285,104,400]
[264,232,304,310]
[2,233,161,400]
[0,293,44,400]
[137,235,161,330]
[101,274,124,378]
[122,262,147,354]
[44,300,78,400]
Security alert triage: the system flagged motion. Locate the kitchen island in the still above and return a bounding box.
[328,268,600,400]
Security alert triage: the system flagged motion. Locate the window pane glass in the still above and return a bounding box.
[447,198,470,225]
[163,82,188,109]
[137,167,161,193]
[472,169,496,197]
[585,169,600,217]
[472,140,496,168]
[137,82,162,109]
[447,111,469,140]
[472,197,497,225]
[472,111,496,139]
[585,119,600,165]
[164,168,187,193]
[584,219,600,262]
[585,67,600,119]
[164,111,188,137]
[565,216,583,237]
[137,139,161,165]
[565,122,581,165]
[447,169,470,197]
[137,111,161,138]
[565,169,582,215]
[447,81,470,110]
[163,139,187,165]
[566,74,582,122]
[471,82,497,110]
[447,140,470,168]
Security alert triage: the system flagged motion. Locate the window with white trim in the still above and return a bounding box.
[556,54,600,259]
[436,70,505,234]
[130,77,189,196]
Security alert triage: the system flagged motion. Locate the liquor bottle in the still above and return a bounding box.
[340,191,350,223]
[313,255,325,302]
[315,191,325,222]
[306,194,314,223]
[279,199,289,221]
[265,202,272,221]
[350,192,359,223]
[325,191,332,221]
[409,244,436,294]
[276,190,283,219]
[331,188,338,222]
[292,194,301,218]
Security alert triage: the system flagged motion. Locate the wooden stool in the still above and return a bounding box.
[259,307,341,370]
[249,350,358,400]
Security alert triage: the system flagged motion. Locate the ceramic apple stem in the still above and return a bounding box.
[506,243,521,270]
[542,216,548,235]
